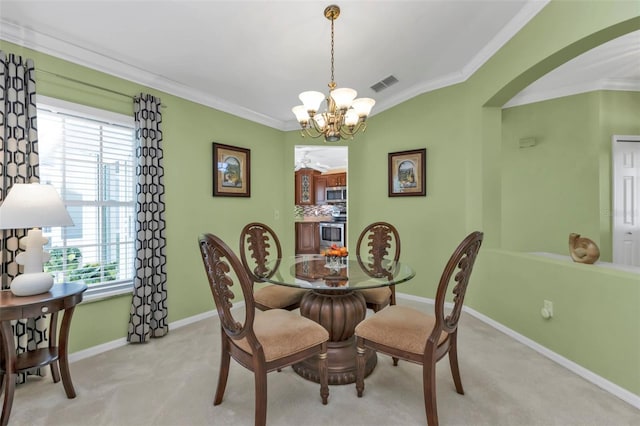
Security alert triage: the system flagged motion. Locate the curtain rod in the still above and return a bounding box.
[36,68,136,100]
[36,69,168,109]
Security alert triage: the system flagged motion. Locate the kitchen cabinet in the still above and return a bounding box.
[296,222,320,254]
[325,172,346,187]
[315,176,327,205]
[295,169,320,205]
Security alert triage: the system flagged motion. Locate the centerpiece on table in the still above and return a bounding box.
[323,243,348,270]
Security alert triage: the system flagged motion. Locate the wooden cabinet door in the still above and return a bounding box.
[295,170,318,205]
[296,222,319,254]
[338,172,346,186]
[315,176,327,205]
[325,172,346,187]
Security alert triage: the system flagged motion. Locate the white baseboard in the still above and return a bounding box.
[69,295,639,410]
[68,337,128,363]
[67,305,240,364]
[396,293,640,410]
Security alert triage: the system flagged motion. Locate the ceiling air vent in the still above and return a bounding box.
[370,75,399,93]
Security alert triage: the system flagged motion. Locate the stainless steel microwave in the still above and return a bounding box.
[326,186,346,203]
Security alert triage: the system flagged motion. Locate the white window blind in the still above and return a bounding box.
[37,97,136,298]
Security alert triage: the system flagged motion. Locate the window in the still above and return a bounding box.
[37,96,136,298]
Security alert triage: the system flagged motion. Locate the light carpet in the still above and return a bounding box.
[9,300,640,426]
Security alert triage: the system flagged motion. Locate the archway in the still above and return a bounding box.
[479,15,640,250]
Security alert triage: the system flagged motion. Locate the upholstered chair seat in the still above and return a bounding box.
[355,305,448,355]
[357,287,392,309]
[253,285,307,311]
[236,309,329,361]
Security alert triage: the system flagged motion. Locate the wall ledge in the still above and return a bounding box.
[530,251,640,274]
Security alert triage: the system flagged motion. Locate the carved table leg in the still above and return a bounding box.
[49,311,61,383]
[294,290,376,385]
[59,306,77,398]
[0,321,16,426]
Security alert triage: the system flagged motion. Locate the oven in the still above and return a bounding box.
[319,222,346,249]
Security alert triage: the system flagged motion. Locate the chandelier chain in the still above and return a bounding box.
[330,14,335,86]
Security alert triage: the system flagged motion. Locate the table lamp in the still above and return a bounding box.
[0,183,74,296]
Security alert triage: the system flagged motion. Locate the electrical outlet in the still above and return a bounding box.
[541,300,554,319]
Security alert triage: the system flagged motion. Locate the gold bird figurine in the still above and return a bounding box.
[568,233,600,264]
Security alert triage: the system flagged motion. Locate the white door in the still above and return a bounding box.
[612,135,640,266]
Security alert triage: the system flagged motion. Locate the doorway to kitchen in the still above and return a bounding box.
[294,145,348,255]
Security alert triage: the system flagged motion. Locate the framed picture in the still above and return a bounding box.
[212,143,251,197]
[388,148,426,197]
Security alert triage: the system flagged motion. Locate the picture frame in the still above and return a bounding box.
[212,142,251,197]
[388,148,426,197]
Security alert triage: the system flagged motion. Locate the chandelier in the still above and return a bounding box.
[292,5,375,143]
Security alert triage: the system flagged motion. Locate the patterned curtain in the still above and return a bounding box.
[127,93,168,343]
[0,51,48,383]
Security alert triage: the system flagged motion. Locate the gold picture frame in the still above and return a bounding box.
[388,148,426,197]
[212,143,251,197]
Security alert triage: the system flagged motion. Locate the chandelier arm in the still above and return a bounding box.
[309,115,326,134]
[300,127,325,139]
[339,121,367,138]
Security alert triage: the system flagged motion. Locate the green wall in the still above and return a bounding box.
[2,0,639,398]
[472,249,639,395]
[501,91,640,259]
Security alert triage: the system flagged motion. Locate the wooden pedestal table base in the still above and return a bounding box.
[0,283,86,426]
[293,289,376,385]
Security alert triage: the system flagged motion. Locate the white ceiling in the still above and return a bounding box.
[295,145,347,172]
[1,1,638,170]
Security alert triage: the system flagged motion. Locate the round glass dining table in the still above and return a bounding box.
[261,254,415,385]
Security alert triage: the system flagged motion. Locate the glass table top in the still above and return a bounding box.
[260,255,415,291]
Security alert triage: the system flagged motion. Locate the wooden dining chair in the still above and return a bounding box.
[198,233,329,426]
[240,222,307,311]
[355,222,401,312]
[354,231,484,426]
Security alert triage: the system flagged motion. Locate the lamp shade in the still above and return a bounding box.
[351,98,376,117]
[344,109,359,126]
[299,91,325,114]
[330,88,357,110]
[292,105,310,123]
[0,183,74,229]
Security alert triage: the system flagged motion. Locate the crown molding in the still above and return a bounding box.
[461,0,550,79]
[0,19,286,131]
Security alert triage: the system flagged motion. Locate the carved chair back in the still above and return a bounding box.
[199,233,260,348]
[239,222,282,283]
[355,222,401,279]
[430,231,484,346]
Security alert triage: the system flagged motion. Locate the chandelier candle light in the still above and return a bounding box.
[292,4,375,142]
[0,183,74,296]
